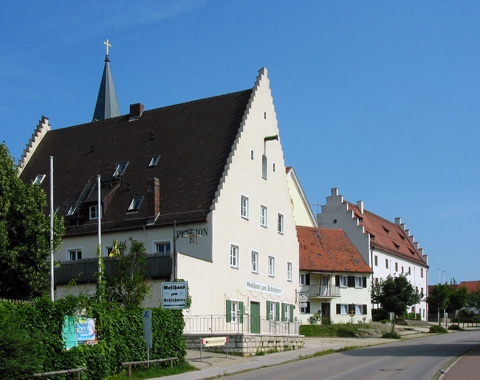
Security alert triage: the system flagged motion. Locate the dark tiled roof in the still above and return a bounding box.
[297,226,372,274]
[346,202,426,266]
[20,90,252,236]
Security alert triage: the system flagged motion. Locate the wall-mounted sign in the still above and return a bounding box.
[162,281,188,309]
[245,280,283,296]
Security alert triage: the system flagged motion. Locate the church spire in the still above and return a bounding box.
[92,39,120,121]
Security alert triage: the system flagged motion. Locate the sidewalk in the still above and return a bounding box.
[148,326,431,380]
[441,345,480,380]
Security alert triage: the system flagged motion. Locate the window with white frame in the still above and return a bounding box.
[284,304,291,322]
[287,261,293,282]
[155,241,171,254]
[260,205,268,227]
[89,205,100,220]
[267,301,276,320]
[339,304,348,315]
[268,255,275,277]
[68,249,82,261]
[33,174,46,185]
[300,273,310,285]
[355,304,363,315]
[354,276,363,288]
[230,245,239,268]
[128,196,144,212]
[251,251,258,273]
[277,213,284,234]
[230,301,239,324]
[240,195,249,219]
[113,161,129,177]
[339,275,347,287]
[300,302,310,314]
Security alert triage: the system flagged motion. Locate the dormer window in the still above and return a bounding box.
[148,155,160,167]
[113,161,129,178]
[89,205,101,220]
[383,226,390,234]
[394,243,400,250]
[127,196,144,212]
[33,174,46,185]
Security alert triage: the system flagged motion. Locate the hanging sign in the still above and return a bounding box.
[162,281,188,309]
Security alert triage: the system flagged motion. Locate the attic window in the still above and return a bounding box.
[66,206,77,216]
[409,249,416,256]
[148,155,160,167]
[127,196,144,212]
[333,219,337,224]
[33,174,46,185]
[399,233,406,241]
[371,234,375,241]
[383,226,390,234]
[113,161,129,177]
[394,243,400,250]
[358,217,363,223]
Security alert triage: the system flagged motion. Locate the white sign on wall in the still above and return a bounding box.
[162,282,188,309]
[245,280,283,296]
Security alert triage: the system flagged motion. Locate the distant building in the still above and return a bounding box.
[297,226,373,324]
[318,188,429,320]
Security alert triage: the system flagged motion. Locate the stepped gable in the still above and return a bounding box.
[346,201,427,265]
[19,89,252,235]
[297,226,372,273]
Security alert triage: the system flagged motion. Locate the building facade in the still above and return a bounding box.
[318,188,429,320]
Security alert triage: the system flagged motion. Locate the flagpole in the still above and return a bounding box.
[50,156,54,301]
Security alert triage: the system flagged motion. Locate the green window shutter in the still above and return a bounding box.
[363,277,367,288]
[290,305,294,321]
[266,301,271,319]
[275,302,280,321]
[239,302,244,323]
[226,300,231,322]
[281,303,286,321]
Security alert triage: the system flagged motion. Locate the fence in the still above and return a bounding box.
[184,315,300,335]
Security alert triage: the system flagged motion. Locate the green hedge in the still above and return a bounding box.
[0,297,186,380]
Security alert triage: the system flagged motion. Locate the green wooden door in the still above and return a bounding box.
[250,302,260,334]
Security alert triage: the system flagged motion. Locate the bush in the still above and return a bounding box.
[448,324,462,331]
[372,308,389,322]
[382,330,401,339]
[406,312,421,321]
[0,297,186,379]
[308,313,322,325]
[429,325,448,334]
[0,310,42,380]
[300,323,364,337]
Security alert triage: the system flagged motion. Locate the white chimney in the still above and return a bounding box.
[357,200,364,214]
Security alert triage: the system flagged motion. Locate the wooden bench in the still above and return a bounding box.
[33,367,87,380]
[121,357,178,377]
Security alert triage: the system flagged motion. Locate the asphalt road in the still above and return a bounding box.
[224,330,480,380]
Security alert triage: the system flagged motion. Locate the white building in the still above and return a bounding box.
[318,188,429,320]
[18,67,301,338]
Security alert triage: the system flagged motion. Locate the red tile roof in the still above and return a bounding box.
[297,226,372,274]
[458,281,480,294]
[346,202,427,266]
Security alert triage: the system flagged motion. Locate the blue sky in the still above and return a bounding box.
[1,1,479,285]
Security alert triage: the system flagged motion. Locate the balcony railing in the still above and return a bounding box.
[301,284,340,298]
[55,254,172,285]
[184,315,300,335]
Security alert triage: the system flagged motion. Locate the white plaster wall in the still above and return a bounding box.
[372,248,428,320]
[286,170,317,228]
[318,191,371,265]
[185,68,299,320]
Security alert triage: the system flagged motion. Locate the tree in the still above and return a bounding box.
[447,281,468,323]
[426,284,449,326]
[0,143,64,299]
[102,238,150,307]
[375,275,423,333]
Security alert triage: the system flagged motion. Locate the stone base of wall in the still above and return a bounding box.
[184,333,304,357]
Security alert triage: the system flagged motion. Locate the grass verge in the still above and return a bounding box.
[105,363,198,380]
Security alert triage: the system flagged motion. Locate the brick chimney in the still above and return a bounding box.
[129,103,144,119]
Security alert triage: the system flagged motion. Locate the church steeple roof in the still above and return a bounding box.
[92,40,120,121]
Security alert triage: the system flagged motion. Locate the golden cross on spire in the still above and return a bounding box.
[104,39,112,55]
